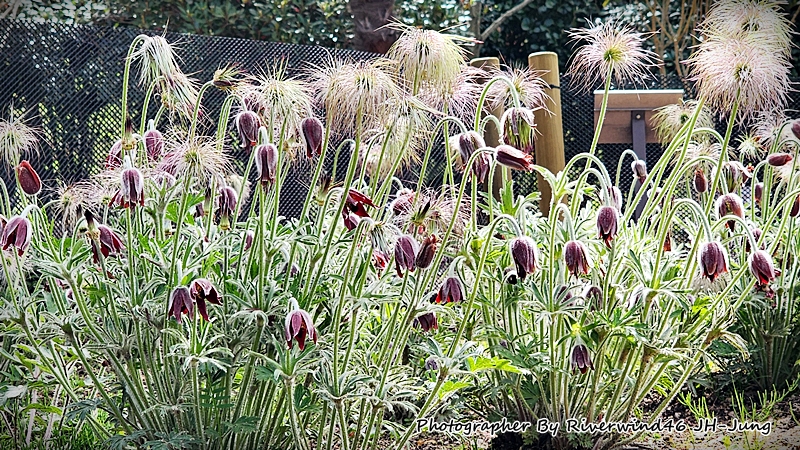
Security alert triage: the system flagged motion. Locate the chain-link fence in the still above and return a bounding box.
[1,19,799,220]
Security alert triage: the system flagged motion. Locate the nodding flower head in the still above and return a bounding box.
[699,241,729,282]
[596,206,619,248]
[749,250,780,286]
[472,151,493,184]
[715,193,744,230]
[449,131,485,170]
[754,182,763,206]
[144,124,165,163]
[413,312,438,332]
[415,234,438,269]
[235,110,261,152]
[89,222,125,264]
[564,240,590,277]
[301,117,324,158]
[791,194,800,218]
[106,140,123,170]
[254,143,278,186]
[189,278,222,322]
[345,189,376,218]
[510,236,537,280]
[120,167,145,208]
[693,168,708,193]
[602,185,623,211]
[767,152,793,167]
[394,234,419,277]
[501,107,536,155]
[631,159,647,184]
[243,230,254,251]
[285,307,318,351]
[496,145,535,172]
[390,188,415,216]
[216,186,238,231]
[436,276,464,304]
[722,161,752,192]
[169,286,193,323]
[1,215,31,256]
[570,342,594,374]
[792,119,800,141]
[15,160,41,196]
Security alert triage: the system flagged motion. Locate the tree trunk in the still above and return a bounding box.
[348,0,398,54]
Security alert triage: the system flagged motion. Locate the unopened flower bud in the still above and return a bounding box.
[564,240,590,277]
[496,145,534,172]
[791,119,800,141]
[416,235,438,269]
[394,235,419,277]
[15,160,41,196]
[699,241,728,282]
[216,186,238,231]
[121,168,144,208]
[767,152,793,167]
[144,125,165,163]
[301,117,324,158]
[693,168,707,193]
[754,182,763,206]
[715,193,744,230]
[631,159,647,184]
[749,250,780,286]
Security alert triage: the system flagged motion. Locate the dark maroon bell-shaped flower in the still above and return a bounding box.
[604,186,623,211]
[452,130,485,169]
[235,110,260,152]
[345,189,376,218]
[472,151,493,184]
[596,206,619,248]
[570,343,594,374]
[93,225,125,264]
[121,168,144,208]
[436,276,464,304]
[285,308,318,350]
[792,119,800,140]
[749,250,780,286]
[501,107,536,154]
[391,189,415,215]
[144,127,165,162]
[510,236,537,280]
[631,159,647,184]
[255,143,278,186]
[791,194,800,218]
[496,145,535,172]
[169,286,193,323]
[693,169,707,193]
[301,117,324,158]
[394,234,419,277]
[15,161,41,196]
[715,193,744,230]
[754,183,763,206]
[698,241,728,282]
[416,234,438,269]
[767,153,793,167]
[243,230,254,251]
[189,278,222,322]
[105,139,123,170]
[413,312,438,332]
[583,285,603,310]
[1,215,31,256]
[216,186,238,231]
[564,240,590,277]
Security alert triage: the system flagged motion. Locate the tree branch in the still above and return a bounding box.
[480,0,538,42]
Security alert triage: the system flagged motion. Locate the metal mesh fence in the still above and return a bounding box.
[1,19,799,221]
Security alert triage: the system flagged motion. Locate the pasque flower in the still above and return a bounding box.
[169,286,193,323]
[120,167,144,208]
[792,119,800,141]
[285,307,318,351]
[749,250,780,286]
[254,143,278,186]
[84,211,124,264]
[754,182,763,206]
[693,169,708,193]
[603,185,623,211]
[496,145,534,172]
[449,130,485,170]
[767,153,792,167]
[416,234,438,269]
[394,234,419,277]
[342,189,376,231]
[216,186,238,231]
[1,215,31,256]
[510,236,537,280]
[301,117,324,158]
[570,342,594,374]
[564,240,590,277]
[436,276,464,304]
[501,107,536,154]
[390,188,415,216]
[15,160,41,196]
[413,312,438,332]
[596,206,619,248]
[189,278,222,322]
[631,159,647,184]
[715,193,744,230]
[699,241,729,282]
[235,110,260,152]
[144,123,164,162]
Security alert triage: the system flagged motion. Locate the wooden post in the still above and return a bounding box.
[469,57,509,200]
[528,52,565,216]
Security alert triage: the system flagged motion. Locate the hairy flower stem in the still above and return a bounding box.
[188,81,214,141]
[168,174,193,288]
[285,378,311,450]
[192,361,205,448]
[139,76,163,135]
[704,96,740,216]
[120,35,147,139]
[229,320,263,447]
[584,67,614,173]
[473,76,521,132]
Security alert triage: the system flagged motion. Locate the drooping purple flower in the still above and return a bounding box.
[121,168,144,208]
[189,278,222,322]
[698,241,728,282]
[144,127,165,162]
[394,235,419,277]
[285,308,318,351]
[564,240,590,277]
[169,286,193,323]
[496,145,535,172]
[301,117,324,158]
[243,230,254,251]
[631,159,647,184]
[216,186,238,231]
[570,343,594,374]
[235,110,260,152]
[749,250,780,286]
[416,234,438,269]
[254,143,278,186]
[436,276,464,304]
[754,182,763,206]
[1,215,31,256]
[596,206,619,248]
[715,193,744,230]
[510,236,537,280]
[391,188,415,216]
[345,189,376,218]
[105,139,123,170]
[413,312,438,332]
[767,152,793,167]
[693,168,707,193]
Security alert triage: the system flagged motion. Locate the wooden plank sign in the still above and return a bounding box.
[593,89,684,144]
